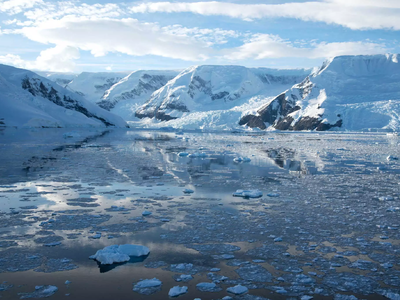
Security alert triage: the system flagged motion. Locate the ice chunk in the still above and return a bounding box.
[196,282,222,292]
[19,285,58,299]
[227,284,248,295]
[232,189,262,198]
[134,278,162,288]
[233,157,251,163]
[133,278,162,295]
[168,286,188,297]
[90,244,149,265]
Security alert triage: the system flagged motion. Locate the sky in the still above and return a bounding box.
[0,0,399,72]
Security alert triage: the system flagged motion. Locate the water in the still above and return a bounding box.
[0,128,399,299]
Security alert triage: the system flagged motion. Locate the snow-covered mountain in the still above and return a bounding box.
[66,70,179,120]
[0,64,127,128]
[36,72,77,88]
[135,65,310,122]
[240,54,400,131]
[66,72,130,102]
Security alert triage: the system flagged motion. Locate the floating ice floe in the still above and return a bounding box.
[19,285,58,299]
[168,286,188,297]
[232,190,263,198]
[227,285,248,295]
[267,193,280,197]
[90,244,149,265]
[196,282,222,292]
[233,157,251,163]
[133,278,162,295]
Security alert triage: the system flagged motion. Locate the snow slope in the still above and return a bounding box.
[65,70,179,121]
[97,70,179,120]
[67,72,130,102]
[36,72,77,88]
[0,64,127,128]
[134,65,310,128]
[240,54,400,131]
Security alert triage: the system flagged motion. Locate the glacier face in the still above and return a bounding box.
[240,54,400,131]
[0,64,127,128]
[135,65,310,122]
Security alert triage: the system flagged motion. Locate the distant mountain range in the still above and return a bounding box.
[1,54,400,131]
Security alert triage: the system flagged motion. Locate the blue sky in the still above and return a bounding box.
[0,0,399,72]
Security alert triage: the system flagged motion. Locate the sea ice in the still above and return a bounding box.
[233,157,251,162]
[227,284,248,295]
[196,282,222,292]
[232,190,263,198]
[133,278,162,295]
[168,286,188,297]
[90,244,149,265]
[19,285,58,299]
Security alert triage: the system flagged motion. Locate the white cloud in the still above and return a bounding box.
[0,45,79,72]
[162,25,240,46]
[130,1,400,30]
[225,34,389,60]
[0,0,43,14]
[16,16,211,61]
[23,2,123,23]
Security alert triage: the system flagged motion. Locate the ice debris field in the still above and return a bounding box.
[0,128,399,300]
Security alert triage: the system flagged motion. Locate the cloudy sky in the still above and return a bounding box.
[0,0,399,72]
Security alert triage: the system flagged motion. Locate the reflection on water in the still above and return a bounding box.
[0,129,399,300]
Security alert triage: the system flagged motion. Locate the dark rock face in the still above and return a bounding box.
[238,115,267,130]
[21,76,115,127]
[239,77,342,131]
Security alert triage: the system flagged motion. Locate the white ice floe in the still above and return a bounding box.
[233,157,251,163]
[19,285,58,299]
[134,278,162,288]
[227,284,248,295]
[196,282,221,292]
[168,286,188,297]
[232,189,263,198]
[90,244,150,265]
